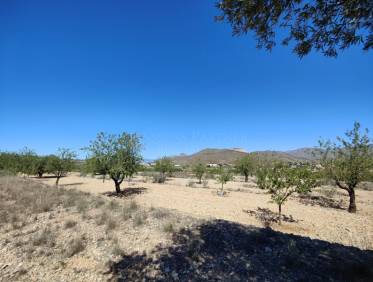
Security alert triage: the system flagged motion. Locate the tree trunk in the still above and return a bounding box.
[55,176,60,186]
[245,174,249,182]
[348,189,357,213]
[278,204,282,225]
[114,181,121,193]
[199,177,202,184]
[38,172,43,178]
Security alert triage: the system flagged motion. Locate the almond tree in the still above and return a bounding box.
[216,0,372,57]
[86,132,143,193]
[33,156,48,178]
[154,157,174,183]
[192,163,206,184]
[235,155,254,182]
[260,163,316,224]
[216,168,233,196]
[47,148,76,185]
[19,147,37,177]
[320,122,372,213]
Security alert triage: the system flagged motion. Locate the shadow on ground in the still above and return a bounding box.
[111,220,373,282]
[243,207,298,227]
[31,175,62,179]
[60,182,84,187]
[102,187,147,198]
[298,194,345,210]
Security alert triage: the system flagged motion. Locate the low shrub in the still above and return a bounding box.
[186,180,196,188]
[162,222,174,233]
[64,236,86,258]
[153,174,166,184]
[64,220,77,229]
[32,228,56,248]
[133,214,145,227]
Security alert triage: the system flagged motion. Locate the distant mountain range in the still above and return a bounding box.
[168,147,324,165]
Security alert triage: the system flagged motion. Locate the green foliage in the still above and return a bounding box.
[192,163,206,184]
[319,122,372,213]
[0,152,21,175]
[85,132,143,192]
[255,165,271,190]
[0,150,49,177]
[32,156,48,178]
[235,155,255,182]
[154,157,175,180]
[19,147,37,176]
[216,0,372,57]
[82,157,108,181]
[47,148,76,185]
[216,168,233,195]
[259,163,317,224]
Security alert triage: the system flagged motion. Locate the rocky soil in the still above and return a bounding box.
[0,176,196,281]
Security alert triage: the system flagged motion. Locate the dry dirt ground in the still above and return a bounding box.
[38,173,373,250]
[1,174,373,281]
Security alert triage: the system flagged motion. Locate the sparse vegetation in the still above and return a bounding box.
[64,236,86,258]
[0,123,372,281]
[32,228,56,247]
[106,217,118,231]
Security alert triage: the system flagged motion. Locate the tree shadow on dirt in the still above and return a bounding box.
[102,187,147,198]
[31,175,63,179]
[111,220,373,282]
[298,194,345,210]
[60,182,84,187]
[243,207,298,227]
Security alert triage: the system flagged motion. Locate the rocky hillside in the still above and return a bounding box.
[169,147,323,166]
[285,148,324,161]
[170,149,249,165]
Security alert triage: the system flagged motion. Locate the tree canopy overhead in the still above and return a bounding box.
[216,0,373,57]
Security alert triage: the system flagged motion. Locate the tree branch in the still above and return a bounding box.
[336,180,349,191]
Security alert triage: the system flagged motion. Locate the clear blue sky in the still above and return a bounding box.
[1,0,372,159]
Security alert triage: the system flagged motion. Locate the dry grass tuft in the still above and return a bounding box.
[133,213,145,227]
[151,208,171,219]
[32,228,56,248]
[95,211,109,226]
[64,236,86,258]
[162,222,174,233]
[64,220,77,229]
